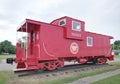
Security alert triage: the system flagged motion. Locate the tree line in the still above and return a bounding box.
[111,40,120,50]
[0,40,15,54]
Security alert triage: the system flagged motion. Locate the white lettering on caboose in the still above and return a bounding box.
[71,33,81,37]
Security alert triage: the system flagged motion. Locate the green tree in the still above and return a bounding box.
[0,43,2,54]
[0,40,15,54]
[111,40,120,50]
[114,40,120,45]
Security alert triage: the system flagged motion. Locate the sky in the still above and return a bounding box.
[0,0,120,45]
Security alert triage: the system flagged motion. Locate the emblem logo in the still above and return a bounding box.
[70,42,79,54]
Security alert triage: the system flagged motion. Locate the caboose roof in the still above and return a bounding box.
[50,16,85,24]
[17,18,63,32]
[17,19,41,32]
[86,31,113,39]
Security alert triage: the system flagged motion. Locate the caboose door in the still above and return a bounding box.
[33,29,40,58]
[26,24,40,69]
[29,25,40,59]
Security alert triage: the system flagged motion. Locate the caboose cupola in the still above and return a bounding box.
[50,16,85,40]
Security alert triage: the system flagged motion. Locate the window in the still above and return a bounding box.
[59,19,66,26]
[87,37,93,46]
[31,31,34,42]
[72,21,81,31]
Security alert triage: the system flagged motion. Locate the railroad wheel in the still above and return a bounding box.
[56,60,64,70]
[78,58,88,64]
[59,60,64,68]
[96,57,107,64]
[46,61,57,70]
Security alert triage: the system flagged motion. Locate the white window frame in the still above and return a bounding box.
[87,37,93,47]
[59,19,66,26]
[72,21,81,31]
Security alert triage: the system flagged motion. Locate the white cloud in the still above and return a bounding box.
[0,0,120,45]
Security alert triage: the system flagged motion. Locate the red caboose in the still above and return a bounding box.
[7,16,114,70]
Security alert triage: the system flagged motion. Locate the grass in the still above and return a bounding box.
[115,55,120,58]
[0,54,15,84]
[0,54,15,60]
[91,74,120,84]
[40,62,120,84]
[109,61,120,66]
[0,71,13,84]
[4,68,120,84]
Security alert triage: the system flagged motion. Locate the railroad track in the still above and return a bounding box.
[14,63,110,77]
